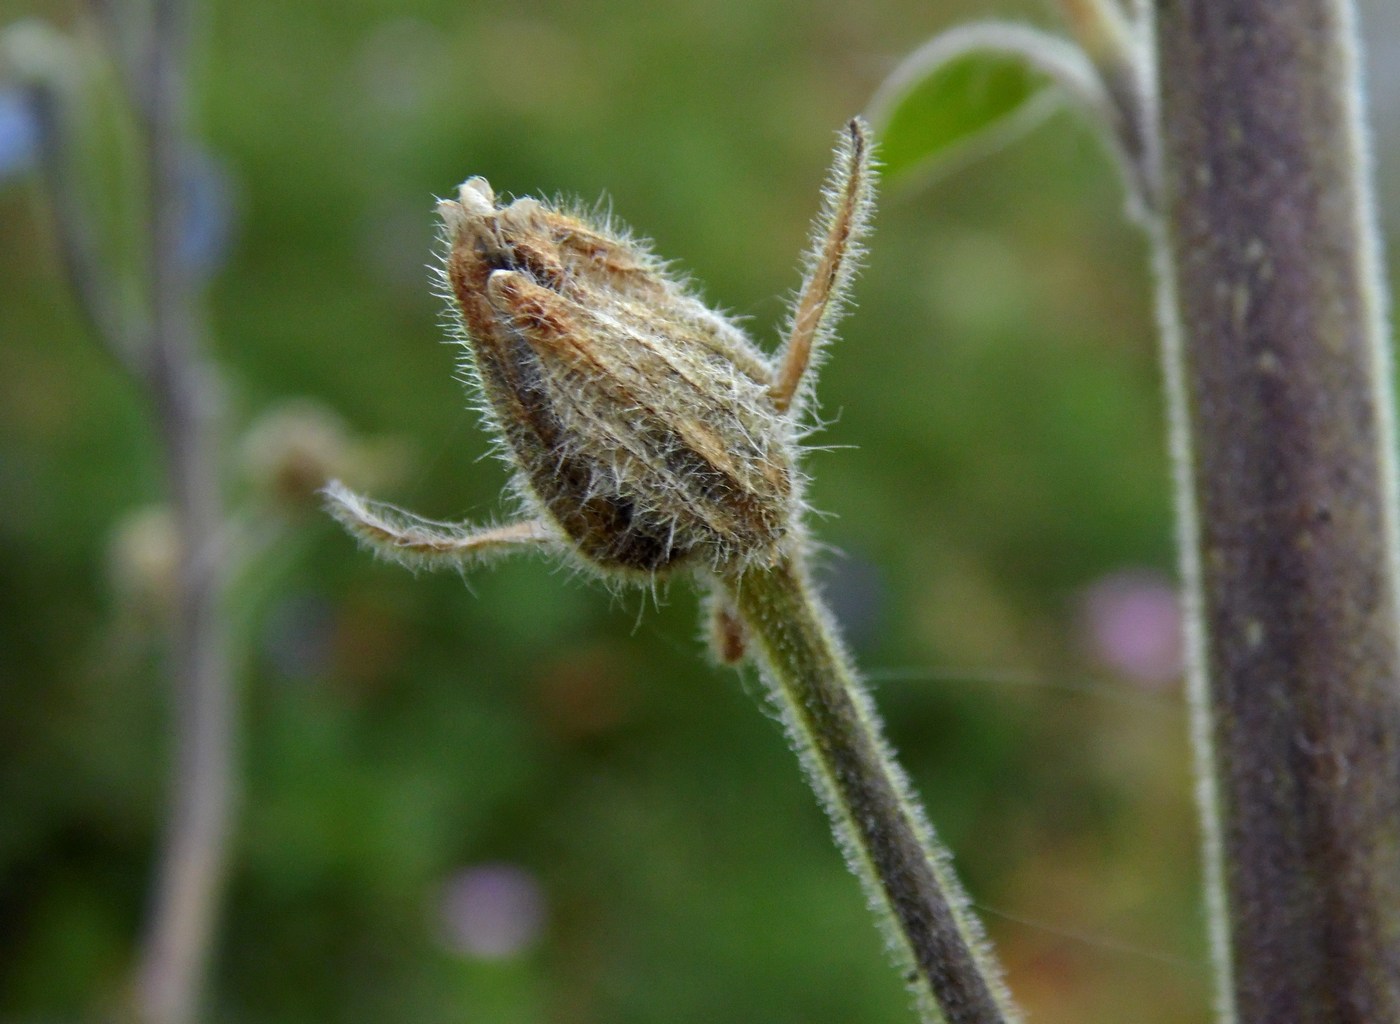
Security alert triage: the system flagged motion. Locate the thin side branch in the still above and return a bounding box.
[29,79,148,375]
[1056,0,1157,211]
[1,21,148,376]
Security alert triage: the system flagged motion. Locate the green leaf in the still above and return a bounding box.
[875,48,1060,181]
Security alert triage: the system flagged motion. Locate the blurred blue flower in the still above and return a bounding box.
[0,87,39,181]
[178,147,240,281]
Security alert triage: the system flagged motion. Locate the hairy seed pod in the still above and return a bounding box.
[437,178,796,576]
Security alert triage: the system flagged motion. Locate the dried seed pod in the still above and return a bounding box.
[437,178,798,576]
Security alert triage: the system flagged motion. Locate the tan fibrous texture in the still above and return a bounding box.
[437,178,797,576]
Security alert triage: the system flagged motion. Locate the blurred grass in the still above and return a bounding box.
[0,0,1267,1020]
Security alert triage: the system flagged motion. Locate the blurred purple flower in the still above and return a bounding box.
[438,863,546,960]
[0,88,39,180]
[1078,569,1183,689]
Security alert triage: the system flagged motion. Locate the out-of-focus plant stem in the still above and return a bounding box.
[33,0,239,1021]
[1148,1,1400,1019]
[29,6,233,1013]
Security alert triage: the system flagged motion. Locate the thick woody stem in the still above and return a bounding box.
[1150,1,1400,1019]
[723,553,1020,1024]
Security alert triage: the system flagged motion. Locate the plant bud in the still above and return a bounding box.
[328,120,871,586]
[107,504,180,618]
[242,398,409,512]
[437,178,797,576]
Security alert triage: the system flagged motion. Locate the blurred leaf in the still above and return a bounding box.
[875,47,1059,181]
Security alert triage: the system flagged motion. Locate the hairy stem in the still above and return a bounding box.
[128,1,235,1022]
[1149,1,1400,1019]
[723,553,1019,1024]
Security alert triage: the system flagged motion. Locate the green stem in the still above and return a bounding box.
[723,552,1019,1024]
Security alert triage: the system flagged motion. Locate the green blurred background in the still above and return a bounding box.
[3,0,1395,1021]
